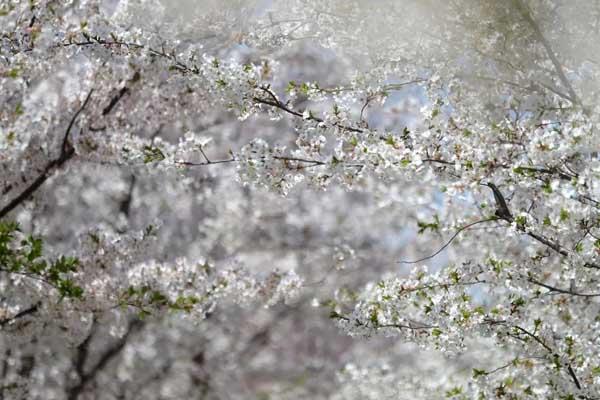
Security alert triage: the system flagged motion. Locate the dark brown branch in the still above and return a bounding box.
[0,302,40,327]
[377,322,437,330]
[483,362,513,376]
[102,71,139,117]
[422,158,454,166]
[118,174,136,218]
[399,279,487,295]
[567,365,583,392]
[524,231,600,269]
[0,164,63,220]
[481,183,585,261]
[253,86,364,133]
[198,146,211,164]
[0,89,94,220]
[485,183,513,221]
[526,231,568,256]
[578,195,600,207]
[175,158,236,167]
[515,165,574,181]
[528,278,600,297]
[510,325,583,392]
[333,314,436,331]
[272,156,326,165]
[176,155,329,168]
[253,96,305,119]
[52,37,198,75]
[359,95,374,125]
[62,89,95,155]
[73,322,95,377]
[102,87,129,116]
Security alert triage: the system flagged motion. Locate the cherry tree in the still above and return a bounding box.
[1,0,600,398]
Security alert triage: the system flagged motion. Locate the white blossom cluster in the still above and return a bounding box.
[2,0,600,398]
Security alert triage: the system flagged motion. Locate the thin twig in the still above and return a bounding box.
[528,277,600,297]
[511,325,583,391]
[399,218,496,264]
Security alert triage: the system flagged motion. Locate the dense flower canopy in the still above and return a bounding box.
[1,0,600,399]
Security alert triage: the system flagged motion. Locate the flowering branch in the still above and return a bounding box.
[0,89,94,219]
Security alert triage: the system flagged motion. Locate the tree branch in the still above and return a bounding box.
[0,302,40,327]
[528,277,600,297]
[253,86,364,133]
[67,319,142,400]
[399,218,496,264]
[0,89,94,220]
[513,0,582,107]
[511,325,583,392]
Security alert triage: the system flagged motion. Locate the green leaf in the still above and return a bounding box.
[143,224,157,237]
[0,221,83,299]
[369,309,379,325]
[285,81,297,94]
[26,236,43,261]
[472,368,487,378]
[460,308,471,320]
[150,290,168,305]
[57,279,84,299]
[449,270,460,283]
[172,295,199,312]
[417,215,440,234]
[515,215,527,228]
[445,386,462,397]
[329,311,343,319]
[52,256,79,273]
[541,181,552,194]
[300,82,310,95]
[7,68,19,78]
[88,233,100,244]
[143,146,166,164]
[401,126,410,140]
